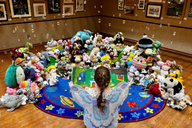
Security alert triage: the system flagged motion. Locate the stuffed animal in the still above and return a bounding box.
[147,83,162,97]
[71,30,92,44]
[120,53,129,68]
[63,39,71,54]
[31,57,44,74]
[45,39,58,51]
[11,47,24,61]
[100,55,111,68]
[174,95,192,111]
[138,34,154,49]
[5,65,25,88]
[57,39,64,46]
[160,60,172,77]
[56,61,67,77]
[30,82,40,94]
[71,39,83,62]
[37,52,45,60]
[141,77,156,91]
[6,87,17,96]
[15,58,25,67]
[0,94,27,112]
[84,35,93,52]
[19,79,31,89]
[93,33,103,47]
[113,32,124,45]
[161,78,184,108]
[170,61,183,76]
[147,56,154,72]
[123,45,134,55]
[42,51,56,62]
[83,53,91,68]
[19,42,33,54]
[128,52,136,61]
[132,56,147,70]
[35,73,43,83]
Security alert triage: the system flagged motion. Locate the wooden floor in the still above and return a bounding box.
[0,44,192,128]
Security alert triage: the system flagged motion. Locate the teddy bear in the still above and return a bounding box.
[74,55,82,67]
[147,83,162,97]
[93,33,104,47]
[71,39,83,63]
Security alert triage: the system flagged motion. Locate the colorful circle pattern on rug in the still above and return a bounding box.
[35,77,166,122]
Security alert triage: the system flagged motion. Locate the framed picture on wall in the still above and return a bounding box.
[118,0,124,10]
[125,5,135,15]
[165,0,187,19]
[63,5,73,15]
[138,0,145,10]
[127,0,137,4]
[0,3,7,21]
[146,4,162,18]
[64,0,73,3]
[33,3,46,17]
[9,0,32,18]
[76,0,84,12]
[188,0,192,17]
[148,0,162,2]
[47,0,60,13]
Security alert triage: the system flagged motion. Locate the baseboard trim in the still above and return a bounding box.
[100,32,192,58]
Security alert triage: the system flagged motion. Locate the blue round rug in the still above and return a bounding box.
[35,77,166,122]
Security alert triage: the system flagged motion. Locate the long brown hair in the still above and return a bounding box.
[94,66,111,113]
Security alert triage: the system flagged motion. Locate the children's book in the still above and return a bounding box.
[72,67,128,87]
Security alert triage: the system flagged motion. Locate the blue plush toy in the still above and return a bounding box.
[71,30,92,45]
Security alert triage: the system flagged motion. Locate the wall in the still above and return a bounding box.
[100,0,192,55]
[0,0,101,50]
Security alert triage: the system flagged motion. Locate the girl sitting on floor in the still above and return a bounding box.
[69,66,129,128]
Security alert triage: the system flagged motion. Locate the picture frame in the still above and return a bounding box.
[146,4,162,18]
[188,0,192,17]
[127,0,137,4]
[125,5,135,15]
[9,0,32,18]
[33,3,46,17]
[118,0,124,11]
[47,0,60,13]
[64,0,73,3]
[0,3,7,21]
[165,0,187,19]
[138,0,145,10]
[148,0,162,2]
[76,0,84,12]
[63,5,73,15]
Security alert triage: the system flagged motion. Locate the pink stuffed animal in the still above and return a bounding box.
[6,87,17,96]
[160,60,172,77]
[35,73,43,83]
[30,82,40,94]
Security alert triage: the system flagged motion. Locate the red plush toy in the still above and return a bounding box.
[147,83,162,97]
